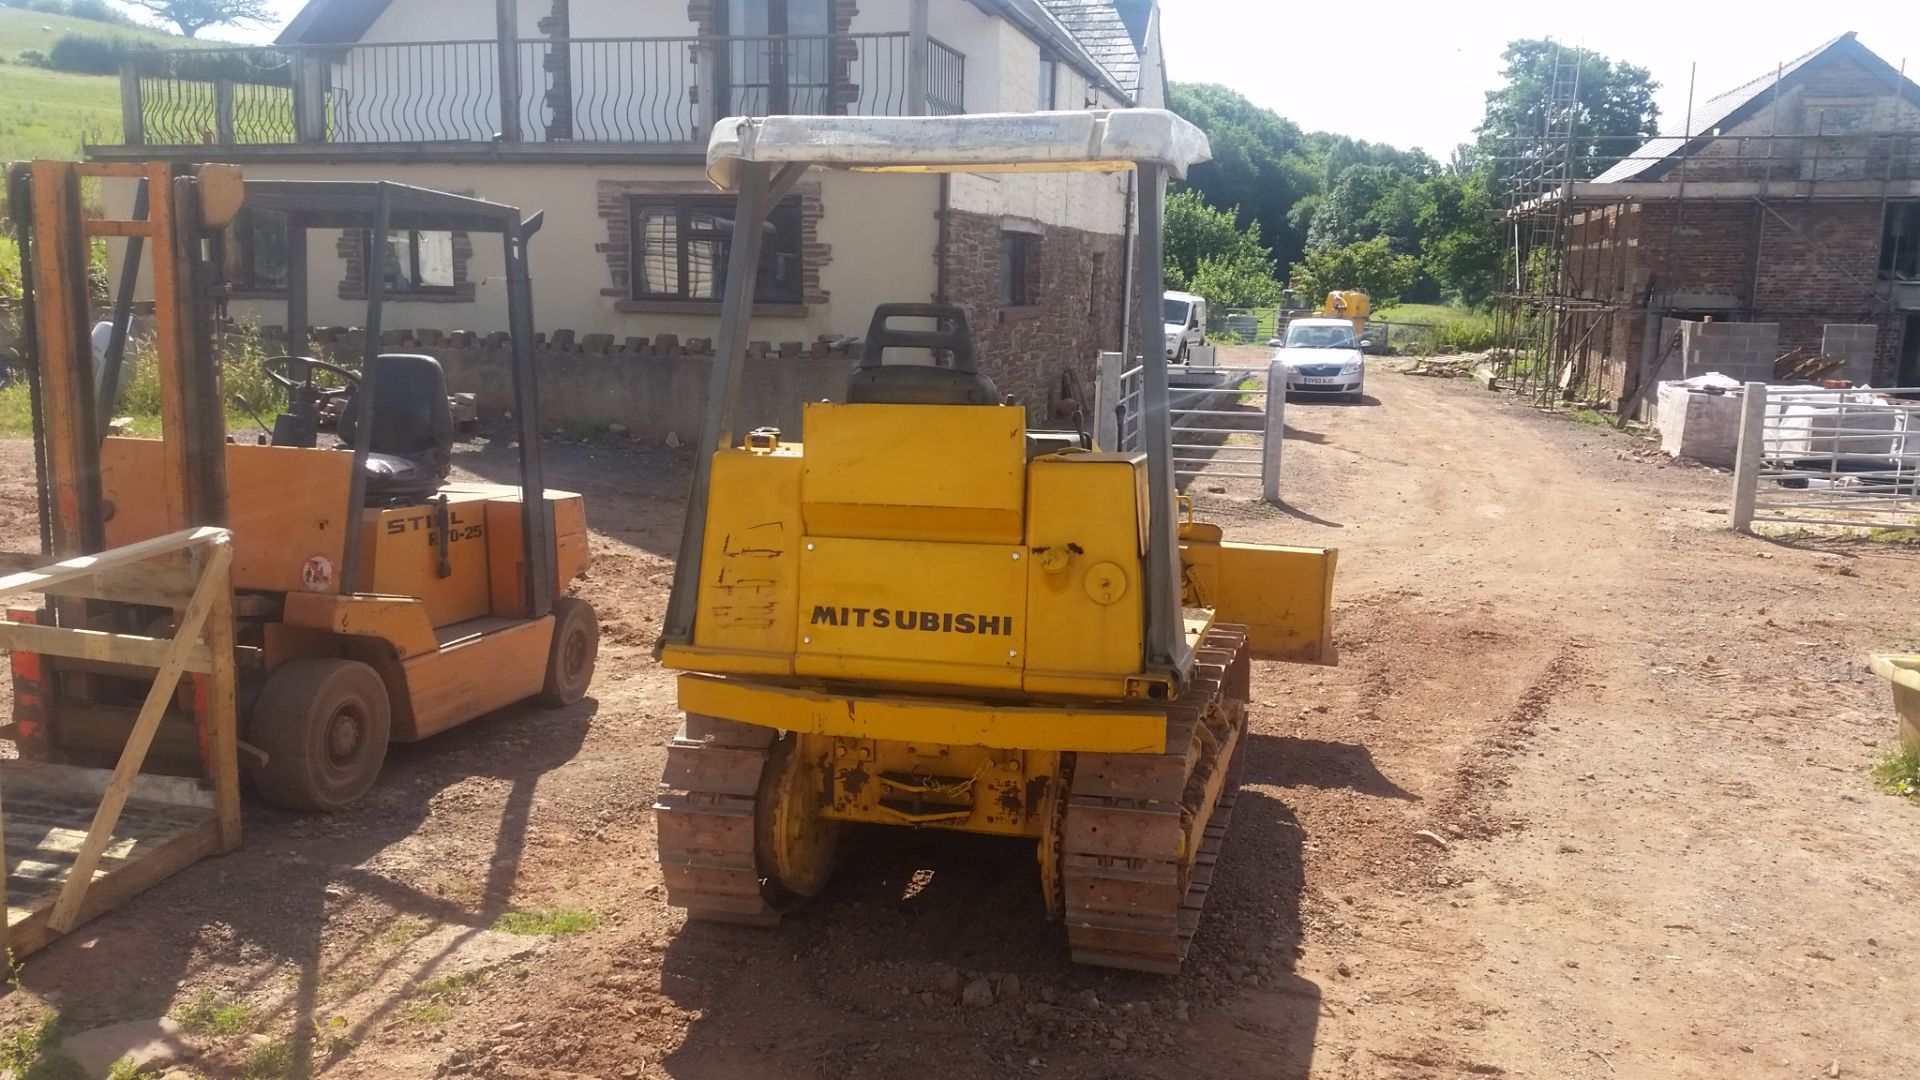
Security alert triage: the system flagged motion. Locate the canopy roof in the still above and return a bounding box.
[241,180,527,233]
[705,110,1211,190]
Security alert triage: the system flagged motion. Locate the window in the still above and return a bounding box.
[719,0,833,114]
[999,231,1038,307]
[367,230,456,295]
[227,209,288,294]
[1037,54,1058,111]
[630,195,804,304]
[1883,201,1920,282]
[1284,322,1357,349]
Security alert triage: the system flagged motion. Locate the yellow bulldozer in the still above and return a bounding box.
[652,111,1336,974]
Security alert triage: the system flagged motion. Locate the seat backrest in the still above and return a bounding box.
[847,303,1002,406]
[338,353,455,458]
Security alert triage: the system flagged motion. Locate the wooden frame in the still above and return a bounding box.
[0,527,240,962]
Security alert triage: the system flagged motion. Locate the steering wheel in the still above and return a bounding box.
[262,355,360,399]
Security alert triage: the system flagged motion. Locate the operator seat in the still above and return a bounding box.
[336,353,455,501]
[847,303,1001,406]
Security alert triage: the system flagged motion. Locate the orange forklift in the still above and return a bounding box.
[6,161,598,812]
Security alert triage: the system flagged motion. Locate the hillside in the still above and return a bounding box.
[0,7,190,62]
[0,64,123,160]
[0,8,205,162]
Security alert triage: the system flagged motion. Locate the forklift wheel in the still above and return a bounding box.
[538,597,600,707]
[250,659,392,813]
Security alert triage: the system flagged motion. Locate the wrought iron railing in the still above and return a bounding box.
[333,40,502,142]
[125,33,969,148]
[133,47,298,145]
[927,37,965,116]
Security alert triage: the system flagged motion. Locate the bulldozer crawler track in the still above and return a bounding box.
[654,714,781,926]
[1062,624,1251,974]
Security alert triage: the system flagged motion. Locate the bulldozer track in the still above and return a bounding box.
[654,714,781,926]
[655,624,1253,974]
[1059,623,1251,974]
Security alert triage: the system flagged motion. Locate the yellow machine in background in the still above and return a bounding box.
[652,112,1336,974]
[1324,290,1371,337]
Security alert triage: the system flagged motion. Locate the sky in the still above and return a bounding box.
[208,0,1918,157]
[1159,0,1920,157]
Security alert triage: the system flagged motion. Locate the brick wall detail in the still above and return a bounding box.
[940,208,1124,418]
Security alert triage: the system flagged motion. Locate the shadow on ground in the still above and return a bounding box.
[6,696,595,1077]
[649,725,1392,1079]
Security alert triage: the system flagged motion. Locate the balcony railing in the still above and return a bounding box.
[118,33,967,148]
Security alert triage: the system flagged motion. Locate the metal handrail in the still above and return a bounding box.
[125,33,967,147]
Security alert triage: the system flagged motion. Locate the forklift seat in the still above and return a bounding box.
[337,353,456,501]
[847,303,1001,406]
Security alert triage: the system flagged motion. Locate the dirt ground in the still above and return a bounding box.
[3,352,1919,1079]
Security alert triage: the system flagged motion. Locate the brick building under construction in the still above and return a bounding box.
[1502,33,1920,406]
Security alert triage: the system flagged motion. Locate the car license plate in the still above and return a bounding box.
[1301,376,1340,385]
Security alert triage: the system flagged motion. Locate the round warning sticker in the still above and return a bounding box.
[301,555,336,592]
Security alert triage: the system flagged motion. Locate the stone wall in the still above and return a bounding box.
[939,208,1125,421]
[291,326,859,440]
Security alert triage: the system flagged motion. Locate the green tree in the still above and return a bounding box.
[1415,171,1503,305]
[128,0,271,37]
[1163,189,1280,310]
[1289,237,1419,309]
[1306,164,1426,254]
[1476,39,1660,182]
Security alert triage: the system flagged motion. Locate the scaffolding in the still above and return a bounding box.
[1491,42,1594,404]
[1491,41,1919,410]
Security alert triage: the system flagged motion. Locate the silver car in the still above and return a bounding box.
[1271,318,1368,402]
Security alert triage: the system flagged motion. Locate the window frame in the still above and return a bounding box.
[364,228,459,297]
[627,193,806,305]
[999,230,1039,308]
[1037,53,1058,111]
[223,208,290,297]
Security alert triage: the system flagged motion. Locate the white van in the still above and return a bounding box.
[1163,291,1207,364]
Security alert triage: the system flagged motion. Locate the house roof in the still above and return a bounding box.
[275,0,383,45]
[1592,32,1920,184]
[1038,0,1143,95]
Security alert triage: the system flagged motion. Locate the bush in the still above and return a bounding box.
[47,33,123,75]
[40,33,294,85]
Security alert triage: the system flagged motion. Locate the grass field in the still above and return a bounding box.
[0,64,123,161]
[0,8,206,163]
[1366,303,1497,353]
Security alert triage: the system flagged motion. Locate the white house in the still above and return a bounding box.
[95,0,1170,415]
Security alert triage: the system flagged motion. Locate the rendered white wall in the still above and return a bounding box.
[105,164,940,340]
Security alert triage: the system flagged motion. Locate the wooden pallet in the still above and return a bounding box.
[0,527,242,964]
[3,762,220,958]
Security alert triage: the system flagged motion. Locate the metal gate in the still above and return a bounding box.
[1096,352,1286,503]
[1731,381,1920,531]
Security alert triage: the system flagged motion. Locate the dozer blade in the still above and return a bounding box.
[1181,540,1337,665]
